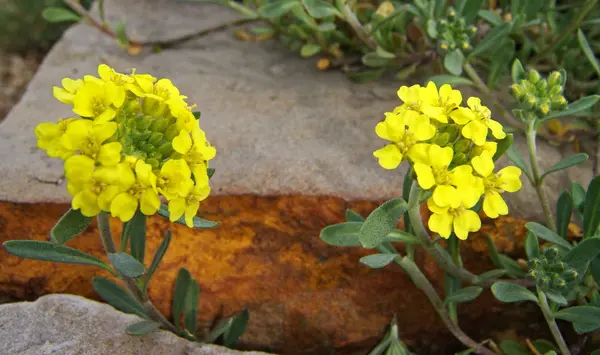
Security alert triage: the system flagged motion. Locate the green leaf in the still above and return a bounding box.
[584,176,600,239]
[498,254,526,277]
[125,320,161,336]
[320,222,362,246]
[3,240,111,272]
[525,222,572,250]
[346,69,385,83]
[207,168,215,179]
[506,146,531,180]
[114,21,129,46]
[92,276,147,318]
[157,204,219,229]
[223,309,250,348]
[531,339,557,354]
[192,111,201,119]
[143,230,171,293]
[362,52,390,68]
[427,75,473,88]
[426,19,437,39]
[385,230,420,244]
[359,198,408,248]
[469,22,511,59]
[545,290,567,306]
[564,238,600,276]
[493,134,513,161]
[572,182,586,210]
[42,7,80,23]
[50,208,92,244]
[511,59,525,83]
[376,46,396,59]
[300,43,322,57]
[541,153,588,180]
[555,191,573,238]
[258,0,299,18]
[499,340,530,355]
[290,3,317,28]
[474,269,507,283]
[525,231,539,260]
[554,306,600,331]
[172,268,192,329]
[491,281,537,303]
[128,210,146,263]
[317,22,336,32]
[345,209,365,222]
[444,286,483,304]
[462,0,485,23]
[577,29,600,77]
[108,252,146,278]
[303,0,341,18]
[360,253,398,268]
[444,50,464,76]
[478,9,503,26]
[183,278,200,333]
[545,95,600,120]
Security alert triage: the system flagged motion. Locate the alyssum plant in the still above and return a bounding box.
[2,65,248,348]
[320,61,600,355]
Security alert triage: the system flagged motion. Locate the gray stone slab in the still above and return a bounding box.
[0,294,271,355]
[0,0,591,221]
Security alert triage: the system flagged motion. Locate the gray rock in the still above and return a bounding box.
[0,0,592,220]
[0,294,271,355]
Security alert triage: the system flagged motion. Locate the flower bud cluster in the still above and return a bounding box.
[436,8,477,53]
[511,69,568,118]
[527,246,578,294]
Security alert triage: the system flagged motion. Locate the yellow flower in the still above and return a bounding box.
[34,118,78,160]
[413,144,479,208]
[64,156,122,216]
[60,120,122,166]
[157,159,194,200]
[97,64,156,96]
[172,127,216,180]
[420,82,462,123]
[450,97,506,146]
[373,109,436,169]
[427,195,481,240]
[53,78,84,104]
[471,152,522,218]
[110,160,161,222]
[72,80,126,123]
[168,182,211,227]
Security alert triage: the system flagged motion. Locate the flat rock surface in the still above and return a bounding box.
[0,293,270,355]
[0,0,591,221]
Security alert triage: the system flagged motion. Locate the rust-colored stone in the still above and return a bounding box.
[0,198,544,354]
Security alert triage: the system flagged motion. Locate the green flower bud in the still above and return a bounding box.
[445,124,460,142]
[562,269,578,281]
[148,132,164,146]
[548,71,562,88]
[141,142,155,153]
[448,8,456,18]
[135,116,152,131]
[434,133,450,146]
[461,42,470,51]
[551,278,567,291]
[528,259,542,270]
[549,85,563,97]
[538,276,551,289]
[457,18,465,27]
[528,69,541,84]
[538,103,550,116]
[148,151,162,160]
[150,117,170,133]
[146,158,160,170]
[452,153,468,165]
[527,269,543,280]
[524,95,538,110]
[535,79,548,93]
[164,125,180,141]
[454,138,471,153]
[158,142,174,157]
[544,246,559,261]
[449,43,456,50]
[551,96,567,111]
[468,25,477,36]
[511,84,526,100]
[139,131,153,142]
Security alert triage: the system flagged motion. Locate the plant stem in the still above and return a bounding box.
[342,3,377,49]
[407,182,533,288]
[447,235,461,323]
[463,62,524,131]
[525,120,556,231]
[397,256,498,355]
[537,289,571,355]
[97,212,180,335]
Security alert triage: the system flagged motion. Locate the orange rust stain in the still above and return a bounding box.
[0,197,535,354]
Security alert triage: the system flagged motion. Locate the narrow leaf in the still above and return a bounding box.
[554,306,600,330]
[556,191,573,238]
[525,222,573,250]
[578,29,600,76]
[157,204,219,228]
[108,252,146,278]
[359,199,408,248]
[172,268,192,329]
[469,23,511,59]
[258,0,299,17]
[143,230,172,293]
[491,281,537,303]
[300,43,322,57]
[126,320,161,336]
[462,0,485,23]
[474,269,507,282]
[545,291,568,306]
[541,153,588,180]
[525,231,539,260]
[506,146,531,180]
[129,210,146,263]
[385,230,420,244]
[444,50,464,76]
[50,208,92,244]
[183,279,200,333]
[444,286,483,304]
[511,59,525,83]
[360,253,398,268]
[207,167,215,178]
[42,7,80,23]
[493,134,513,161]
[584,176,600,238]
[545,95,600,120]
[303,0,341,18]
[345,209,365,222]
[3,240,111,272]
[564,238,600,276]
[427,75,474,87]
[92,276,147,318]
[223,309,250,348]
[320,222,362,246]
[478,9,503,25]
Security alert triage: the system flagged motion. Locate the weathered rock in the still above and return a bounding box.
[0,293,270,355]
[0,0,591,220]
[0,200,548,354]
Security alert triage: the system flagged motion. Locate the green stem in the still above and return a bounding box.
[525,121,556,231]
[537,289,571,355]
[397,256,498,355]
[463,62,524,131]
[97,212,180,335]
[447,235,462,323]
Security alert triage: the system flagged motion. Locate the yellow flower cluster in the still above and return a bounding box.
[373,82,522,240]
[35,64,216,227]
